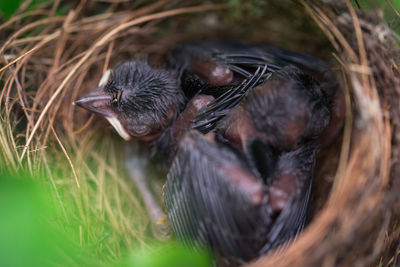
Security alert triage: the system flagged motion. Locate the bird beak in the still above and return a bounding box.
[73,69,113,116]
[73,87,113,117]
[73,88,132,141]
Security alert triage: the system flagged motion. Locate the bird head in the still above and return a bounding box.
[74,61,185,141]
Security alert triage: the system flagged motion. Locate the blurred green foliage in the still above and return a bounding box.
[355,0,400,33]
[122,243,212,267]
[0,0,22,18]
[0,171,106,266]
[0,0,62,19]
[0,170,212,267]
[355,0,400,11]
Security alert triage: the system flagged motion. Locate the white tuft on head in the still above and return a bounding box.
[105,116,131,141]
[98,69,112,87]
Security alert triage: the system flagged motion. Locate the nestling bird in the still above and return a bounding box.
[74,40,340,262]
[74,60,186,143]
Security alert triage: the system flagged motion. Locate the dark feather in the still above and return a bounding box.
[164,131,319,262]
[192,65,270,133]
[164,131,271,262]
[259,141,318,254]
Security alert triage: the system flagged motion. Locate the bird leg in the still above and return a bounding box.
[125,144,172,241]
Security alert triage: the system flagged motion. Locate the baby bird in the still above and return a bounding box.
[74,61,186,143]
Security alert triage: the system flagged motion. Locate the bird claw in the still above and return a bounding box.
[152,215,173,242]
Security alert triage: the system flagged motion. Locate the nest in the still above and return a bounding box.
[1,0,399,266]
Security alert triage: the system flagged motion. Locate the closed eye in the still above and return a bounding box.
[111,91,122,105]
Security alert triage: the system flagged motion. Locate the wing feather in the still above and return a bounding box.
[164,131,271,261]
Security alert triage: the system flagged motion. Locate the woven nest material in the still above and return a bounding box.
[257,2,400,266]
[1,0,399,266]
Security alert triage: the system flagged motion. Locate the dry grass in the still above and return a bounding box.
[1,0,399,266]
